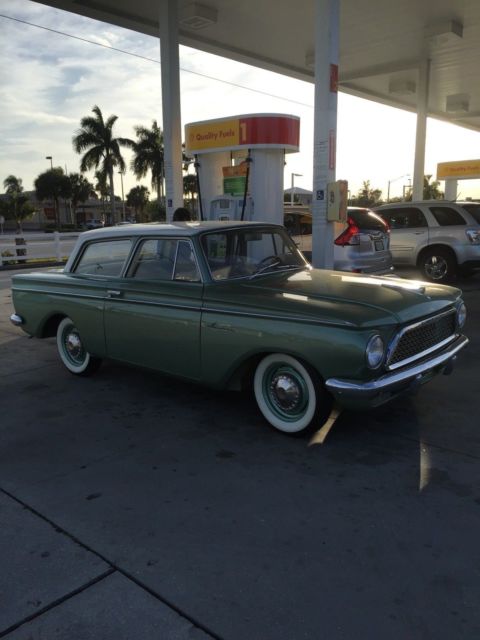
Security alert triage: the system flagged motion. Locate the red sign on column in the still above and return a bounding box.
[330,64,338,93]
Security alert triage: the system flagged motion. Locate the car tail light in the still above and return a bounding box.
[335,217,360,246]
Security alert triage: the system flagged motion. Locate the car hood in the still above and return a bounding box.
[204,268,462,328]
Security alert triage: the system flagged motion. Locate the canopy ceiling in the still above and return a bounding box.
[35,0,480,132]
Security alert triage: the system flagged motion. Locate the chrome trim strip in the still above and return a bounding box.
[202,306,356,327]
[11,286,353,324]
[107,297,202,312]
[10,313,24,326]
[386,308,456,370]
[326,335,468,398]
[11,287,104,301]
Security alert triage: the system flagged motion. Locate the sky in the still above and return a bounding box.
[1,0,480,202]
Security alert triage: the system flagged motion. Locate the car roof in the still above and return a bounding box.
[82,220,284,240]
[374,200,468,209]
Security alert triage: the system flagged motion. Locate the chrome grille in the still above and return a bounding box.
[387,309,456,370]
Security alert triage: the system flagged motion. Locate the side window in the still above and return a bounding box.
[380,207,427,229]
[129,238,200,282]
[429,206,466,226]
[75,239,132,276]
[129,238,177,280]
[173,241,200,282]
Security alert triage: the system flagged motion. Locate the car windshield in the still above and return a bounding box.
[348,209,389,232]
[461,203,480,224]
[201,226,307,281]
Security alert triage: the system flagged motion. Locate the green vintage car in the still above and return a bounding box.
[10,221,468,436]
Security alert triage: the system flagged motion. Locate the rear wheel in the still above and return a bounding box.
[418,248,456,283]
[253,354,332,436]
[56,317,102,376]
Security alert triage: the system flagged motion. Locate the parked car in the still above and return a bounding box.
[284,207,393,274]
[10,221,468,436]
[83,219,104,230]
[374,201,480,282]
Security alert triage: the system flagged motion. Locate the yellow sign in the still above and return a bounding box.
[437,159,480,180]
[186,119,239,152]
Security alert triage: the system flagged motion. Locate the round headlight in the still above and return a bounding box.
[366,334,385,369]
[457,302,467,329]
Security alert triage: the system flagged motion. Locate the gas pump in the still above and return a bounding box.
[184,114,300,224]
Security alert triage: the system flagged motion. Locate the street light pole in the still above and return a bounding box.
[290,173,303,206]
[387,173,410,202]
[119,171,126,222]
[45,156,58,227]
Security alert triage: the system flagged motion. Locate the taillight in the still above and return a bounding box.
[335,217,360,246]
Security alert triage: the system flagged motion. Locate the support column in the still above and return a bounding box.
[159,0,184,221]
[311,0,339,269]
[412,57,431,201]
[444,178,458,200]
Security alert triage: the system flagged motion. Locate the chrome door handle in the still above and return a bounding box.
[107,289,122,298]
[207,321,233,331]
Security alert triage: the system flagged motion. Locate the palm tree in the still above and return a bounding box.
[353,180,383,207]
[423,175,444,200]
[3,175,34,232]
[126,185,150,222]
[72,105,133,224]
[131,120,164,208]
[68,173,95,226]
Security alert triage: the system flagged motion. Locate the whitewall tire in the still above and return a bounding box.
[253,354,331,435]
[56,317,101,376]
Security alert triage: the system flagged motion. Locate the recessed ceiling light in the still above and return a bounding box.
[388,79,416,96]
[425,20,463,46]
[446,93,470,113]
[180,2,217,30]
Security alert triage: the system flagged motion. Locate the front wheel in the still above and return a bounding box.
[253,354,332,436]
[418,248,456,283]
[56,317,102,376]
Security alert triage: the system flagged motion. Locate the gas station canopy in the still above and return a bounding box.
[36,0,480,131]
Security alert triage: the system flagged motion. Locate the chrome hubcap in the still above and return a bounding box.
[425,256,448,280]
[270,374,302,411]
[63,329,85,364]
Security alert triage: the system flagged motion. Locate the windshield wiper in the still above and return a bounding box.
[249,260,303,279]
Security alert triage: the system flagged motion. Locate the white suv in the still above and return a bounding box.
[374,201,480,282]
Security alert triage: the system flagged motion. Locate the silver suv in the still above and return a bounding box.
[374,201,480,282]
[284,207,393,274]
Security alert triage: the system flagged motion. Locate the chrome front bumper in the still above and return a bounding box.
[325,335,469,409]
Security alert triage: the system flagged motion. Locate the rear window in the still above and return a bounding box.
[348,209,388,231]
[461,203,480,224]
[429,206,466,226]
[75,239,132,276]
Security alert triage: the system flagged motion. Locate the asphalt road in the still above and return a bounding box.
[0,267,479,639]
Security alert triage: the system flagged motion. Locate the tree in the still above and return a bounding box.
[130,120,164,207]
[183,173,198,214]
[68,173,95,226]
[34,168,71,229]
[351,180,383,207]
[423,175,444,200]
[2,175,35,232]
[72,105,133,224]
[126,185,150,222]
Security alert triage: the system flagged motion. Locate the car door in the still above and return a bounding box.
[104,236,203,380]
[379,207,428,264]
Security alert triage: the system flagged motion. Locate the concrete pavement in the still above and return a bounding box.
[0,267,479,639]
